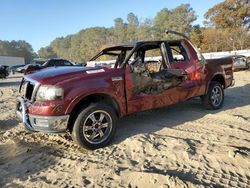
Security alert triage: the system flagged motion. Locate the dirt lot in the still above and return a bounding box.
[0,72,249,187]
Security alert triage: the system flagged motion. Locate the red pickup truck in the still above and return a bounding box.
[16,31,234,149]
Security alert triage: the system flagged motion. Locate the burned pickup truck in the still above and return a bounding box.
[16,31,234,149]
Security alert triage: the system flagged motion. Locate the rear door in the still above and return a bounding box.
[167,40,206,100]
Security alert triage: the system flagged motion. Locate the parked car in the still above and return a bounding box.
[23,58,74,75]
[16,31,234,149]
[0,65,9,79]
[16,65,26,73]
[31,58,47,65]
[247,56,250,66]
[231,55,249,71]
[9,64,25,74]
[15,59,47,73]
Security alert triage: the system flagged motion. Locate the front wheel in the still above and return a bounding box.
[201,81,224,110]
[71,103,117,149]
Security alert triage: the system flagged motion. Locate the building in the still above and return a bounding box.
[0,56,25,66]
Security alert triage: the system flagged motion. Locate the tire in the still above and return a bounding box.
[71,103,117,149]
[201,81,224,110]
[0,73,5,79]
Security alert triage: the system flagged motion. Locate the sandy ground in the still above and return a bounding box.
[0,72,249,187]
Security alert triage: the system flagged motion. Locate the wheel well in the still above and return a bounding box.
[210,74,225,88]
[67,94,120,132]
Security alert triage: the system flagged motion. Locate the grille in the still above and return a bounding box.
[25,82,34,100]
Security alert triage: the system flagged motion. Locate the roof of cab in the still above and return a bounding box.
[103,39,185,51]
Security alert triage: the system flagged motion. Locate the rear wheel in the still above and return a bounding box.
[201,81,224,110]
[71,103,117,149]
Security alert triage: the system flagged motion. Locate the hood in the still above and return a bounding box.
[25,66,108,85]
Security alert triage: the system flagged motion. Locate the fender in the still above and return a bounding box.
[205,73,226,94]
[65,90,126,117]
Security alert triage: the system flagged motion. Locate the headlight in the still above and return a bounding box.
[36,85,64,101]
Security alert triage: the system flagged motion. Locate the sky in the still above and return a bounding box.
[0,0,224,52]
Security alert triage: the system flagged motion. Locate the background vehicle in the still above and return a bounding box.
[16,65,27,73]
[16,58,47,73]
[31,58,47,65]
[231,55,249,70]
[0,65,9,78]
[16,31,234,149]
[9,64,25,74]
[23,58,74,75]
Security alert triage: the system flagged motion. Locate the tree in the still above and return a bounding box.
[38,47,57,58]
[204,0,250,29]
[224,28,250,50]
[113,18,126,43]
[0,41,12,55]
[127,12,139,26]
[0,40,35,64]
[50,37,70,59]
[154,4,197,39]
[126,13,139,41]
[37,5,199,62]
[189,25,203,49]
[203,0,250,51]
[201,29,222,52]
[137,18,154,41]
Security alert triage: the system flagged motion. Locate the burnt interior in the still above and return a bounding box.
[131,65,185,95]
[129,42,187,95]
[89,40,189,95]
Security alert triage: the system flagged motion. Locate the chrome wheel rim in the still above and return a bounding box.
[211,86,223,107]
[83,110,112,144]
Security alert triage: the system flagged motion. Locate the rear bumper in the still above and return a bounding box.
[16,96,69,133]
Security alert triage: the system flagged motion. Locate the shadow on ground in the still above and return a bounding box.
[0,81,21,87]
[0,119,19,132]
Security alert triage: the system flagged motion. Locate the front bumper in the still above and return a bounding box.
[16,96,69,133]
